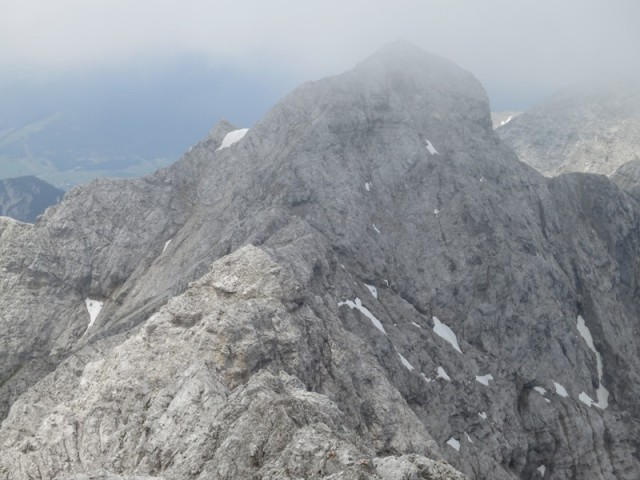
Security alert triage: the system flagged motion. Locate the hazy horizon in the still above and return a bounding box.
[2,0,638,185]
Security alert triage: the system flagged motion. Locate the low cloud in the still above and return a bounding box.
[2,0,639,107]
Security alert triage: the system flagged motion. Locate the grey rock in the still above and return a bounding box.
[56,473,161,480]
[497,81,640,176]
[375,455,466,480]
[1,41,640,479]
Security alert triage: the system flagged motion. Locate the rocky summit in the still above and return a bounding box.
[497,81,640,176]
[2,41,640,479]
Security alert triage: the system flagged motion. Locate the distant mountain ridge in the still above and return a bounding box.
[0,175,63,222]
[497,81,640,176]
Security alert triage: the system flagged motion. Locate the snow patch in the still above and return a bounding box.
[338,298,386,334]
[162,239,172,254]
[436,366,451,381]
[499,116,514,127]
[553,381,569,398]
[534,386,551,403]
[576,315,609,409]
[216,128,249,151]
[478,412,488,420]
[372,223,381,234]
[433,208,439,218]
[397,352,414,371]
[534,386,547,396]
[537,465,546,476]
[85,298,103,331]
[364,284,378,299]
[421,373,432,383]
[579,392,595,406]
[475,374,494,386]
[577,314,596,353]
[365,182,371,191]
[425,139,439,155]
[432,316,462,353]
[446,437,460,451]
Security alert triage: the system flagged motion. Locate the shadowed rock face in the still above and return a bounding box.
[497,81,640,176]
[1,41,640,479]
[0,176,63,223]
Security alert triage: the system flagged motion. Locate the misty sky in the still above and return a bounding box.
[2,0,639,146]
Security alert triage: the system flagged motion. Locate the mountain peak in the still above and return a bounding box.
[206,118,239,144]
[253,41,493,164]
[357,39,458,70]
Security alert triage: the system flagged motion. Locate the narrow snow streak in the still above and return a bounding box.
[432,316,462,353]
[372,223,381,234]
[576,315,609,409]
[365,182,371,191]
[411,321,422,329]
[162,239,172,254]
[338,298,386,334]
[465,432,474,444]
[499,115,514,127]
[397,352,414,371]
[446,437,460,451]
[216,128,249,151]
[478,412,488,420]
[475,374,494,386]
[425,139,439,155]
[365,284,378,299]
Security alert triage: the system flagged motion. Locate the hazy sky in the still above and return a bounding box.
[2,0,639,122]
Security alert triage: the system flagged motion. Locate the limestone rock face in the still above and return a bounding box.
[1,41,640,479]
[497,81,640,176]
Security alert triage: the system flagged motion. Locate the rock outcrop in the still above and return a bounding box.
[497,81,640,176]
[1,41,640,479]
